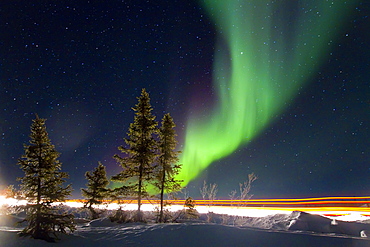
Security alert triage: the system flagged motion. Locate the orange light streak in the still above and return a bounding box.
[62,197,370,221]
[66,196,370,211]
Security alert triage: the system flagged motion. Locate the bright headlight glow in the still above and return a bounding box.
[2,196,369,222]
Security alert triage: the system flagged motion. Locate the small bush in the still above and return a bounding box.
[108,208,143,223]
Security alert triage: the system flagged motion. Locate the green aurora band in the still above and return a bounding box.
[177,0,358,184]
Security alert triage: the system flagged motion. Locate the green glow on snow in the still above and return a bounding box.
[177,0,357,184]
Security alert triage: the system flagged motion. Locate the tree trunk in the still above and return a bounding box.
[137,162,143,221]
[159,168,166,223]
[35,176,42,237]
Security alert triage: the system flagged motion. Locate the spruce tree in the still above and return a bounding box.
[81,162,110,219]
[17,114,75,242]
[155,113,182,223]
[112,88,157,221]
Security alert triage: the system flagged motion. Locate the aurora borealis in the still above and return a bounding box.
[178,0,359,184]
[0,0,369,198]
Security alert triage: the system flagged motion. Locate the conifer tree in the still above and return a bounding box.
[154,113,182,223]
[112,88,157,221]
[81,162,110,219]
[17,114,75,242]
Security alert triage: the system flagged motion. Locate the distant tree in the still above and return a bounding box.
[154,113,182,223]
[17,115,75,242]
[5,184,24,200]
[81,162,110,219]
[112,88,158,221]
[183,197,199,219]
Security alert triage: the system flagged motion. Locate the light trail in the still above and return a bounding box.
[1,196,370,221]
[65,196,370,221]
[135,196,370,208]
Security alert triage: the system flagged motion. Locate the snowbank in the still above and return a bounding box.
[1,211,370,246]
[1,222,370,247]
[288,211,370,237]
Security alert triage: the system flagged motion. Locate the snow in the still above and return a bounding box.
[1,218,370,247]
[1,196,370,246]
[1,205,370,247]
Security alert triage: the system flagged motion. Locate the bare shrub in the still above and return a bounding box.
[109,208,137,223]
[229,173,258,225]
[239,173,258,200]
[200,181,218,203]
[200,181,218,222]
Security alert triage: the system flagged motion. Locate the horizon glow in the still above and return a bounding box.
[2,196,370,222]
[177,0,357,184]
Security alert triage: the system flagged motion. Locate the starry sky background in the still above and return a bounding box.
[0,1,369,199]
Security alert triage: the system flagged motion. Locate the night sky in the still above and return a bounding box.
[0,1,369,199]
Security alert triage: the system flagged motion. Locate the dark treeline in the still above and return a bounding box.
[8,88,257,243]
[12,88,183,241]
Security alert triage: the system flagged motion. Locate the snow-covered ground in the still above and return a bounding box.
[1,197,370,247]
